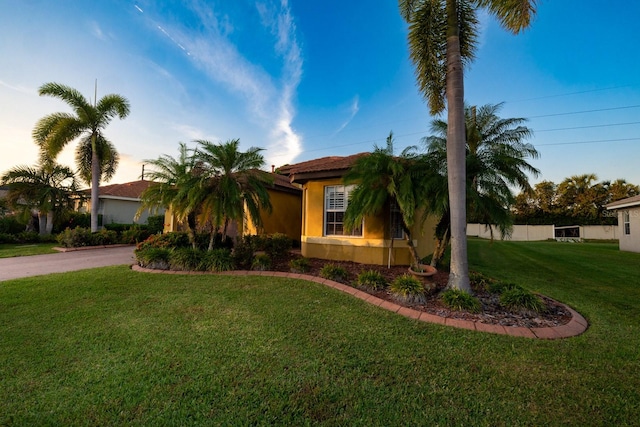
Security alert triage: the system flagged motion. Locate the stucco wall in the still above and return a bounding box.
[467,223,620,242]
[300,178,436,266]
[244,188,302,242]
[99,198,163,225]
[619,208,640,253]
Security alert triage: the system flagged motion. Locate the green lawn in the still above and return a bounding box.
[1,240,638,425]
[0,242,58,258]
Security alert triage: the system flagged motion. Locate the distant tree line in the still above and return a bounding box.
[511,174,639,226]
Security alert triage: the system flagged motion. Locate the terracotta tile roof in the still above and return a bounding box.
[278,153,368,183]
[606,194,640,209]
[86,180,155,199]
[270,172,301,192]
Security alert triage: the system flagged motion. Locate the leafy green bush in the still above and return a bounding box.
[232,236,256,270]
[136,232,191,251]
[200,249,234,272]
[356,270,388,291]
[169,248,204,271]
[320,263,349,283]
[146,215,165,234]
[289,257,310,273]
[91,229,118,245]
[390,274,425,304]
[0,233,18,244]
[57,227,93,248]
[135,247,171,270]
[0,216,25,234]
[121,228,152,244]
[16,231,42,244]
[441,289,481,313]
[500,288,546,314]
[469,271,495,292]
[264,233,292,260]
[252,253,272,271]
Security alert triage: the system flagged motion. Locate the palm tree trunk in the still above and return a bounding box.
[445,0,471,292]
[45,211,54,235]
[402,224,421,267]
[90,134,101,232]
[37,211,47,236]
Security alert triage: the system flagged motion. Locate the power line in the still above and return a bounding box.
[528,104,640,119]
[535,121,640,133]
[534,137,640,147]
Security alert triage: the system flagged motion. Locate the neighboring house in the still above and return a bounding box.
[278,154,437,266]
[163,172,303,242]
[606,195,640,253]
[81,180,164,226]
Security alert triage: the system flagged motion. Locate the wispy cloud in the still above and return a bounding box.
[332,95,360,136]
[0,80,35,95]
[139,0,303,167]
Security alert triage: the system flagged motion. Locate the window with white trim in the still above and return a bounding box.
[390,202,404,239]
[324,185,362,236]
[624,211,631,235]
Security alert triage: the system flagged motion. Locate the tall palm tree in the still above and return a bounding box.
[424,103,539,267]
[399,0,536,292]
[1,161,79,235]
[33,82,130,231]
[194,139,273,249]
[138,142,202,248]
[343,132,437,267]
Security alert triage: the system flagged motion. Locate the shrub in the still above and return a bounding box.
[135,247,171,270]
[469,271,495,292]
[264,233,292,260]
[233,236,256,270]
[16,231,41,244]
[488,281,523,294]
[0,233,18,244]
[169,248,204,271]
[390,274,426,304]
[146,215,165,234]
[441,289,481,313]
[252,253,272,271]
[121,228,152,244]
[0,216,25,234]
[320,263,349,283]
[289,257,310,273]
[57,227,93,248]
[200,248,234,272]
[91,229,118,246]
[500,288,546,314]
[356,270,388,291]
[136,232,191,251]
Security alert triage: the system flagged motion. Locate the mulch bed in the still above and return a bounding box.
[270,255,572,329]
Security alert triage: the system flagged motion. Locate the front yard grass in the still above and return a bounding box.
[0,240,638,425]
[0,242,58,258]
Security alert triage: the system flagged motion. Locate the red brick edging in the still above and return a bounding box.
[131,265,588,339]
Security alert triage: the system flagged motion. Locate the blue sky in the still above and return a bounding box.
[1,0,639,188]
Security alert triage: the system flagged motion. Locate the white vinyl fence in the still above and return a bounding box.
[467,223,619,241]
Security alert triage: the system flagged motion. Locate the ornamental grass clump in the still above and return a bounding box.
[390,274,426,304]
[199,248,234,272]
[441,289,482,313]
[251,253,272,271]
[488,281,523,294]
[320,263,349,283]
[355,270,388,291]
[135,247,171,270]
[500,287,546,314]
[289,257,310,273]
[169,247,204,271]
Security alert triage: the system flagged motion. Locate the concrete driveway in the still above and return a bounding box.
[0,246,136,282]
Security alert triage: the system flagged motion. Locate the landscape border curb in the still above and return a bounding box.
[131,265,588,339]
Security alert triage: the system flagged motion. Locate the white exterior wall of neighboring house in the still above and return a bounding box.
[606,195,640,253]
[467,223,619,242]
[617,207,640,253]
[98,196,163,226]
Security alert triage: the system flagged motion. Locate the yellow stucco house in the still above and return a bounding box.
[278,153,437,266]
[163,172,303,243]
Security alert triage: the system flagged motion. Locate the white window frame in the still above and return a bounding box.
[324,185,362,237]
[623,211,631,235]
[390,201,405,239]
